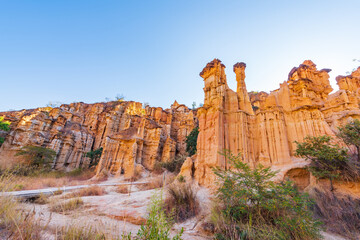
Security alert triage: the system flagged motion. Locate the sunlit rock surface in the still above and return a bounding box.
[0,101,196,178]
[2,59,360,188]
[186,59,360,186]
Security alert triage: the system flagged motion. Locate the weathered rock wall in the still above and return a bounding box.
[190,59,360,186]
[0,101,196,178]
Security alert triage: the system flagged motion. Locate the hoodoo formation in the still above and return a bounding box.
[184,59,360,186]
[1,59,360,187]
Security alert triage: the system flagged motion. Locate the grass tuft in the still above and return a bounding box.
[50,197,84,213]
[165,183,199,222]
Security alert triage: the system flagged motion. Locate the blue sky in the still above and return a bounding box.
[1,0,360,111]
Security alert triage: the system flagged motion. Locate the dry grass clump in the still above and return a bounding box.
[33,193,49,204]
[50,197,84,213]
[55,224,109,240]
[164,182,199,222]
[0,174,43,239]
[0,168,97,191]
[137,177,164,191]
[312,188,360,240]
[116,185,131,194]
[53,189,63,195]
[69,185,106,198]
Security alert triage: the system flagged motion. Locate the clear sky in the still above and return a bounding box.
[1,0,360,111]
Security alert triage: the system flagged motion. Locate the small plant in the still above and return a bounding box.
[85,147,103,168]
[165,183,199,222]
[211,150,322,240]
[153,162,164,174]
[53,189,64,195]
[116,185,131,194]
[34,193,49,204]
[186,127,199,156]
[161,155,187,173]
[177,175,185,183]
[50,197,84,213]
[296,135,350,191]
[0,116,10,146]
[115,93,125,102]
[135,191,183,240]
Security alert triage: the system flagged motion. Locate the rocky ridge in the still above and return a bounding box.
[1,59,360,190]
[0,101,196,178]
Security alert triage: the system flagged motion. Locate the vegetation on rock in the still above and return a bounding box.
[15,145,56,172]
[0,116,10,146]
[337,119,360,161]
[211,150,321,240]
[295,135,356,191]
[185,127,199,156]
[85,147,103,168]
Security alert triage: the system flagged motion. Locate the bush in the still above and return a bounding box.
[211,150,322,240]
[295,135,356,191]
[185,127,199,156]
[337,119,360,161]
[134,191,183,240]
[15,145,56,171]
[165,183,199,222]
[85,147,103,168]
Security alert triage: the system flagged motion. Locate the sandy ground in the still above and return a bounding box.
[20,176,212,240]
[16,176,347,240]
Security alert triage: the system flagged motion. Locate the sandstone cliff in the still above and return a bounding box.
[0,101,196,178]
[185,59,360,187]
[2,59,360,189]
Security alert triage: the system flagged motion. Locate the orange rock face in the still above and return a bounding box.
[189,59,360,186]
[0,101,196,178]
[2,58,360,187]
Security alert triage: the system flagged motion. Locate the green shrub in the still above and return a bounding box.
[15,145,56,171]
[85,147,103,168]
[134,191,183,240]
[0,116,10,146]
[211,150,322,240]
[337,119,360,161]
[177,175,185,183]
[295,135,353,191]
[185,127,199,156]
